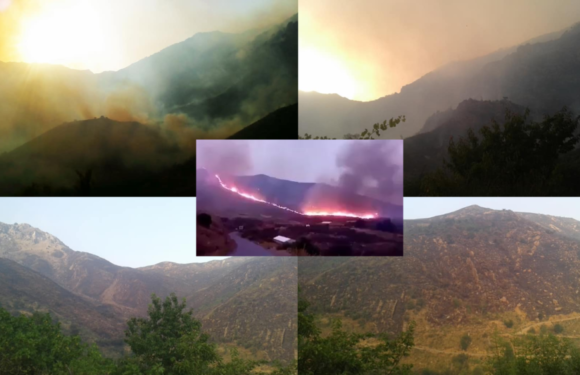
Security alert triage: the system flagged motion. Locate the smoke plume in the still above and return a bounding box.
[196,140,253,176]
[335,140,403,205]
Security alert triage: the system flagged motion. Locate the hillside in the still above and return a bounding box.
[299,205,580,371]
[198,170,403,219]
[299,23,579,139]
[403,99,530,182]
[0,222,297,362]
[228,104,298,139]
[0,258,126,354]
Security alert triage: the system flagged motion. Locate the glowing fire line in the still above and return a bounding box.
[214,175,378,219]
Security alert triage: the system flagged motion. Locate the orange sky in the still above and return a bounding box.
[299,0,580,101]
[0,0,296,72]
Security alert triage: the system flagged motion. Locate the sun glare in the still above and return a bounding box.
[299,47,358,100]
[17,2,105,70]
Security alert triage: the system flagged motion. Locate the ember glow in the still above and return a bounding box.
[303,211,378,219]
[215,174,378,219]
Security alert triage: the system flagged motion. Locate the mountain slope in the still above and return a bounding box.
[299,206,580,368]
[403,99,529,181]
[0,222,297,361]
[0,258,125,339]
[0,117,186,195]
[228,104,298,139]
[198,170,403,219]
[299,23,579,139]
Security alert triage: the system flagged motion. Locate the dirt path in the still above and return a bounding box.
[515,315,580,335]
[413,346,487,357]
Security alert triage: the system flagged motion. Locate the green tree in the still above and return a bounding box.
[123,293,221,374]
[417,108,580,196]
[0,308,114,374]
[460,334,472,351]
[553,323,564,334]
[488,334,580,374]
[300,116,406,140]
[298,292,415,375]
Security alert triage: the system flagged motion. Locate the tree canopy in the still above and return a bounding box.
[298,292,415,375]
[412,108,580,196]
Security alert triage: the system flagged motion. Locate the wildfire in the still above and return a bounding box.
[214,174,378,219]
[304,211,378,219]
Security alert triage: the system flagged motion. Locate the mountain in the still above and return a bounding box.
[0,117,185,196]
[228,104,298,139]
[0,222,297,362]
[0,15,298,196]
[0,258,126,355]
[198,170,403,219]
[403,99,530,182]
[299,23,579,139]
[299,205,580,370]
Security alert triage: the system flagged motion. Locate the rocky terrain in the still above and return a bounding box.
[299,205,580,371]
[0,222,297,362]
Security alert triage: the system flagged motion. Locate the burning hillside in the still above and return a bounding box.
[215,174,378,219]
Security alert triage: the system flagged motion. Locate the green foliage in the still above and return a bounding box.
[413,108,580,196]
[298,292,415,375]
[300,116,405,140]
[540,324,548,334]
[407,300,416,310]
[0,308,114,374]
[503,320,514,329]
[553,323,564,334]
[488,333,580,374]
[0,294,293,375]
[460,334,472,351]
[528,328,536,334]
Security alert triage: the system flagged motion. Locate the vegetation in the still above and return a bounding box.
[409,108,580,196]
[0,294,295,375]
[300,116,405,140]
[488,333,580,375]
[460,334,472,351]
[298,291,415,375]
[503,320,514,329]
[553,323,564,334]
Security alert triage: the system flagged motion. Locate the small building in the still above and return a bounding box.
[273,236,295,245]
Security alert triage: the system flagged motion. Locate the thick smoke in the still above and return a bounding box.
[335,140,403,205]
[196,140,253,176]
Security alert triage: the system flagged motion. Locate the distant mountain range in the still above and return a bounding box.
[0,222,297,362]
[299,205,580,371]
[197,168,403,219]
[299,22,580,139]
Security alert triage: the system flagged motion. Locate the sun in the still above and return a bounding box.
[299,47,359,100]
[17,2,105,70]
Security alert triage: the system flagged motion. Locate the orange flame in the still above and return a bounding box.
[214,175,378,219]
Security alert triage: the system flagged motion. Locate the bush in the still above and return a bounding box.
[504,319,514,328]
[528,328,536,334]
[553,324,564,334]
[460,333,472,351]
[540,324,548,334]
[406,300,416,310]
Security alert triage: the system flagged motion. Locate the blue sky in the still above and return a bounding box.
[405,198,580,220]
[0,198,227,268]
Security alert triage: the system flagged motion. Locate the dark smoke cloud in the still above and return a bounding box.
[196,140,253,176]
[335,140,403,205]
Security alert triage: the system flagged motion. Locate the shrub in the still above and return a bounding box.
[553,323,564,334]
[460,333,472,351]
[504,319,514,328]
[197,213,212,228]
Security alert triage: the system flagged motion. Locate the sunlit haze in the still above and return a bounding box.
[0,0,296,72]
[299,0,580,101]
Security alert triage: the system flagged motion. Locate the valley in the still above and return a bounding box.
[0,222,297,363]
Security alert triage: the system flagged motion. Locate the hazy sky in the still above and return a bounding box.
[405,198,580,221]
[0,0,296,72]
[197,140,403,183]
[0,198,228,267]
[299,0,580,101]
